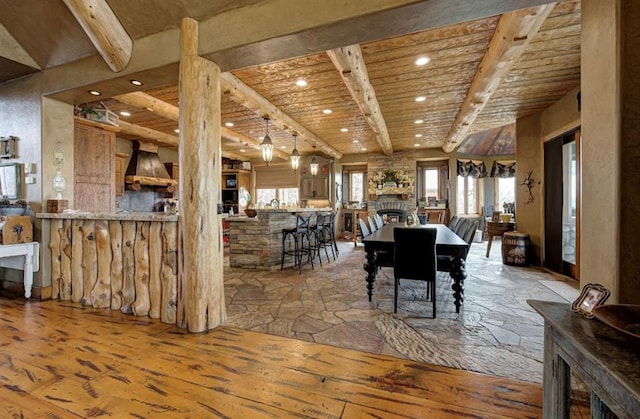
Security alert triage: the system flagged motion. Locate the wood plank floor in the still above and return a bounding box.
[0,298,542,418]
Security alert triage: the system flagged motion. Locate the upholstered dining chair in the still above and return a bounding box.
[437,218,479,273]
[374,213,385,229]
[368,216,379,233]
[358,218,370,240]
[393,227,438,317]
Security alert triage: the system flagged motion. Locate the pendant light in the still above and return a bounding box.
[261,116,274,165]
[290,133,300,173]
[309,146,319,176]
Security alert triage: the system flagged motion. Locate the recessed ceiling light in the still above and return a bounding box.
[225,122,234,127]
[130,80,143,86]
[322,109,332,114]
[352,140,359,143]
[240,149,246,152]
[415,96,426,102]
[259,136,264,140]
[415,56,431,66]
[280,145,287,149]
[296,79,308,87]
[174,129,179,133]
[89,90,101,96]
[361,147,367,151]
[119,111,131,117]
[415,134,423,138]
[415,119,424,124]
[414,143,421,147]
[340,128,349,132]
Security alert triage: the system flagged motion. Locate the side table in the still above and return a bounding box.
[485,221,515,257]
[0,242,40,298]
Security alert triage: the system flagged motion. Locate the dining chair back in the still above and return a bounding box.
[368,216,378,233]
[358,217,370,239]
[393,227,438,317]
[374,213,385,229]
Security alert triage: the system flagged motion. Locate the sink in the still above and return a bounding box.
[594,304,640,344]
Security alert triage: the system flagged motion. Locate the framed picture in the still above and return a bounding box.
[571,283,610,318]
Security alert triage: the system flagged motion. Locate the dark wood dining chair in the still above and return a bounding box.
[393,227,438,317]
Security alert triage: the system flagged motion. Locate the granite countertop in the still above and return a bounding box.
[36,211,178,222]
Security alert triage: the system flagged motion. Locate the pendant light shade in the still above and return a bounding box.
[261,117,274,165]
[291,133,300,173]
[309,146,319,176]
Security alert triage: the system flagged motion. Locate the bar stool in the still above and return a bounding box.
[281,214,313,273]
[327,212,339,258]
[314,212,335,262]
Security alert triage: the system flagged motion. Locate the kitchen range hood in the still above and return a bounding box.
[125,141,177,191]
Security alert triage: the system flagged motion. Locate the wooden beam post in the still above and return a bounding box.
[179,18,226,332]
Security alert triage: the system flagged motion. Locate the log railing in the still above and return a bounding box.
[39,214,178,324]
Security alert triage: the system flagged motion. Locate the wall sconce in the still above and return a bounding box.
[261,116,274,165]
[291,133,300,173]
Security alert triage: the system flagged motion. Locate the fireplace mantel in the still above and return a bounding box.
[368,186,414,200]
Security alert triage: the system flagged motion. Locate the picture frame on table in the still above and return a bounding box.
[571,283,610,318]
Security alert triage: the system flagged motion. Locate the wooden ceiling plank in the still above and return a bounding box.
[442,3,557,153]
[220,72,343,159]
[327,45,393,156]
[62,0,132,72]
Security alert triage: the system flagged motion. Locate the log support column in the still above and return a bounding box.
[178,18,226,332]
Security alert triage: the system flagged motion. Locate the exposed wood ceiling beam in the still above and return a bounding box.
[220,127,290,161]
[442,3,556,153]
[327,45,393,156]
[62,0,132,72]
[220,73,343,159]
[114,92,290,160]
[118,120,178,148]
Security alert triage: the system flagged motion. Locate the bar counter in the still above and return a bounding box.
[227,207,331,270]
[37,212,178,324]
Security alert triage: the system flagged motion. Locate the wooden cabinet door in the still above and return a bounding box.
[115,153,128,196]
[74,123,115,212]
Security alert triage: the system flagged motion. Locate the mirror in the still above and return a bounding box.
[0,163,21,199]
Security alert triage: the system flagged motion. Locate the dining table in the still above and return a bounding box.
[362,223,470,313]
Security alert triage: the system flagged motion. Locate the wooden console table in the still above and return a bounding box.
[485,221,515,257]
[0,242,39,298]
[529,300,640,418]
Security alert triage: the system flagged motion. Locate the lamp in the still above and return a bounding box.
[290,133,300,173]
[309,146,319,176]
[261,116,274,165]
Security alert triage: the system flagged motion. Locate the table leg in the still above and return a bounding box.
[485,234,494,257]
[449,257,466,313]
[24,245,34,299]
[364,247,377,301]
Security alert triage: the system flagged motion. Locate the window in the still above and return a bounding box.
[423,168,439,199]
[457,176,479,214]
[496,177,515,209]
[350,172,364,202]
[256,188,299,207]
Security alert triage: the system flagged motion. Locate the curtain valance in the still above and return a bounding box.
[489,161,516,178]
[456,159,488,178]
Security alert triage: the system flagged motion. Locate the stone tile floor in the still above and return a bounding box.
[224,237,579,384]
